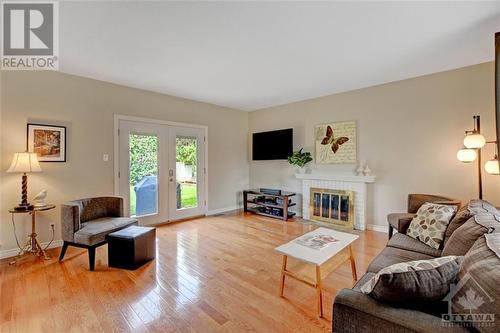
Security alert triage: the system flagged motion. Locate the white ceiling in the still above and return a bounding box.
[60,1,500,111]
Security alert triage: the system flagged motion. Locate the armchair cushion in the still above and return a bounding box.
[388,213,415,234]
[74,217,138,246]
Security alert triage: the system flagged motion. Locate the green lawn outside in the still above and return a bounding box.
[180,183,197,208]
[129,182,197,216]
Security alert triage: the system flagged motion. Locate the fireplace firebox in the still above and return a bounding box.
[309,188,354,229]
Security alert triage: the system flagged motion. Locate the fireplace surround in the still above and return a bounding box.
[296,173,376,230]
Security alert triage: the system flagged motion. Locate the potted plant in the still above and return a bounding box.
[287,148,313,173]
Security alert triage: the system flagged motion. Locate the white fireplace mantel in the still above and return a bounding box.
[295,173,376,183]
[295,173,376,230]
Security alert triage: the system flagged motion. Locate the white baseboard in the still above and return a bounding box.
[0,240,63,259]
[207,205,242,216]
[367,224,388,233]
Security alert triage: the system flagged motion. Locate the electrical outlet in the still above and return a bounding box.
[49,223,55,231]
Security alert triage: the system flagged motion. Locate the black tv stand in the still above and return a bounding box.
[243,189,296,221]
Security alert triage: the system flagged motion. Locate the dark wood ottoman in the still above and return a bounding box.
[107,225,156,270]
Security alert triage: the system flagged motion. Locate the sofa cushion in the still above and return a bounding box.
[367,247,434,273]
[448,234,500,333]
[443,205,475,246]
[468,199,499,215]
[387,233,442,257]
[406,202,457,249]
[74,217,138,246]
[360,256,462,303]
[442,213,499,256]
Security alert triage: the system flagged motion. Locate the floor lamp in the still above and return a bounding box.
[456,115,499,199]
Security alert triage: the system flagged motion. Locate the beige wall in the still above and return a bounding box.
[0,71,249,252]
[249,62,500,228]
[1,62,498,253]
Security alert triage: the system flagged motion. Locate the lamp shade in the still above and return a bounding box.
[463,133,486,149]
[7,152,42,173]
[485,157,500,175]
[457,148,477,163]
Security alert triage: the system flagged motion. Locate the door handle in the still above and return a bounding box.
[169,169,174,182]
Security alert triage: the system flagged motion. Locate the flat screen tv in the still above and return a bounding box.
[496,32,499,160]
[252,128,293,160]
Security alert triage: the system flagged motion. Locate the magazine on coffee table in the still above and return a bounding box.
[294,234,339,250]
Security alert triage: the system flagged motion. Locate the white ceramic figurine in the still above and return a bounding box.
[33,189,48,207]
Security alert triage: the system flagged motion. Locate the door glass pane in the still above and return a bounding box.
[129,133,158,216]
[176,136,198,209]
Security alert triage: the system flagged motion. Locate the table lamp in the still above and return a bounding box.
[7,152,42,211]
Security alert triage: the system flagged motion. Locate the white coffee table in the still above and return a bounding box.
[275,227,359,318]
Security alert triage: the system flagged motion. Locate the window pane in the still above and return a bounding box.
[129,133,158,216]
[176,136,198,209]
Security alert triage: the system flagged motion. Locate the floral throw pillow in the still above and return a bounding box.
[406,202,457,249]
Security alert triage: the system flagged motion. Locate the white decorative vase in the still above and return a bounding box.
[356,164,364,176]
[296,166,306,174]
[363,164,372,176]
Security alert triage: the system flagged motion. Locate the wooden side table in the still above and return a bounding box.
[9,204,56,264]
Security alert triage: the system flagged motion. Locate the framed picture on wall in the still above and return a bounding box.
[315,121,357,164]
[27,123,66,162]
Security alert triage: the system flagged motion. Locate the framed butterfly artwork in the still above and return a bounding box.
[314,121,357,164]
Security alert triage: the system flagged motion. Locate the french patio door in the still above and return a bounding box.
[118,119,206,225]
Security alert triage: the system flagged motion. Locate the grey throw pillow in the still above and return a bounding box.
[442,213,498,256]
[406,202,457,249]
[360,256,463,303]
[449,234,500,333]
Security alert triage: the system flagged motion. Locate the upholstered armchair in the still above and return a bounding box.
[59,196,138,270]
[387,194,461,239]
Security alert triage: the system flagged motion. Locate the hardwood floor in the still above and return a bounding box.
[0,212,387,333]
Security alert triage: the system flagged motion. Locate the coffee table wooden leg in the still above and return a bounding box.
[348,245,357,281]
[279,255,288,296]
[316,265,323,318]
